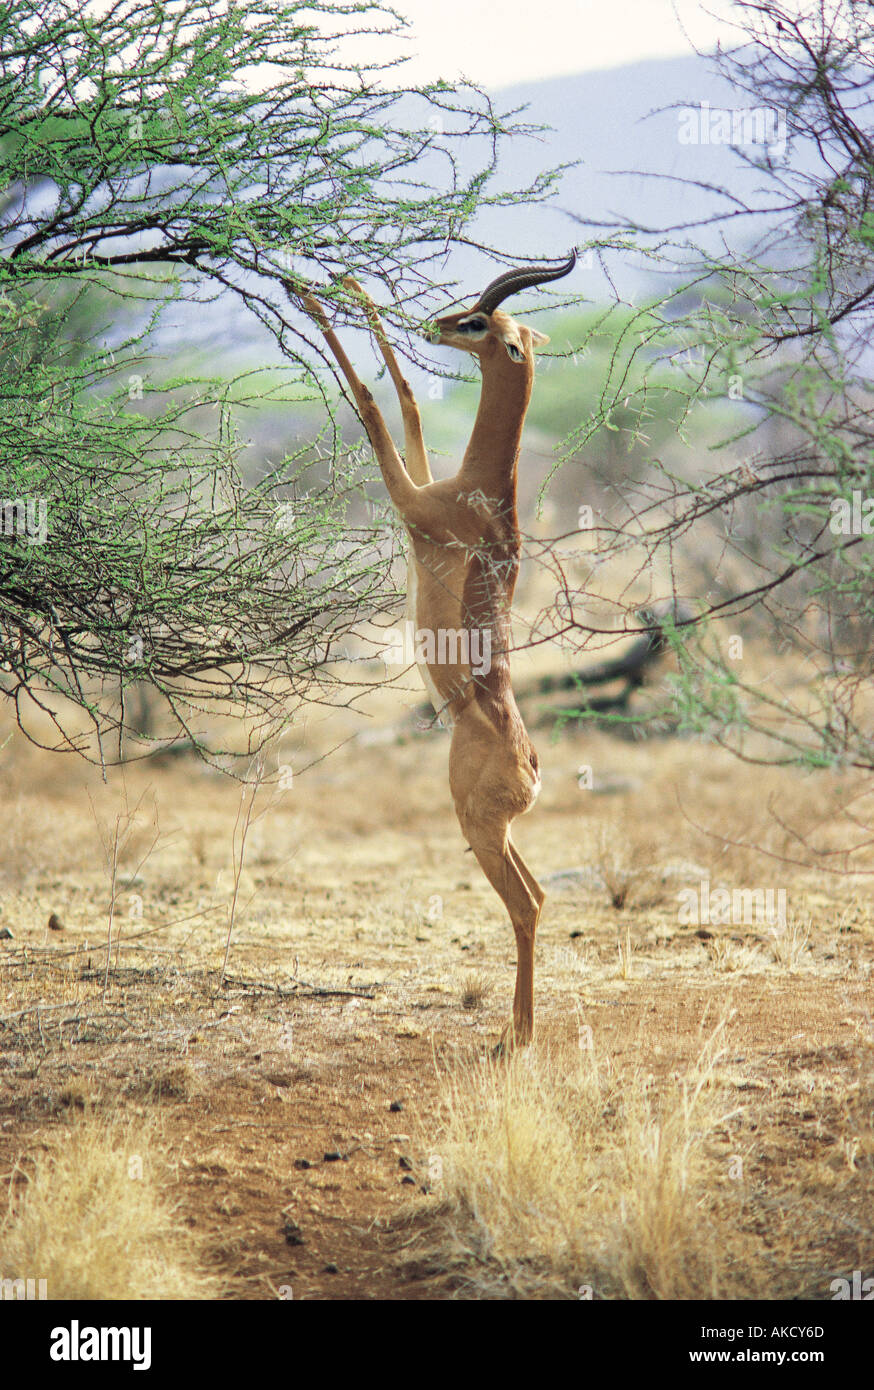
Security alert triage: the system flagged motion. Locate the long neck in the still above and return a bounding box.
[459,351,533,501]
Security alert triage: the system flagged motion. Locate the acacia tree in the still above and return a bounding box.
[0,0,562,768]
[548,0,874,799]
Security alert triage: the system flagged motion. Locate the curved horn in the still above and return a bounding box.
[474,250,577,314]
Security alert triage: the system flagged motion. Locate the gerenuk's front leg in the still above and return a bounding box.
[341,278,432,487]
[294,285,423,522]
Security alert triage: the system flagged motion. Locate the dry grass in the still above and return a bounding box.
[1,685,874,1299]
[588,825,663,910]
[422,1020,760,1299]
[706,937,769,973]
[0,1113,222,1299]
[769,914,814,971]
[460,972,488,1011]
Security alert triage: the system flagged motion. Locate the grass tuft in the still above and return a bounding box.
[426,1021,753,1299]
[0,1114,221,1300]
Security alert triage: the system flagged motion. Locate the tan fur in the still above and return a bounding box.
[297,280,548,1049]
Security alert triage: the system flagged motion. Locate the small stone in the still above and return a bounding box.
[323,1150,345,1163]
[323,1263,339,1274]
[283,1219,305,1247]
[293,1158,312,1170]
[389,1100,403,1112]
[398,1155,413,1171]
[48,913,64,931]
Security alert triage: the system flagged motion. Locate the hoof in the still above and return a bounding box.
[492,1022,532,1058]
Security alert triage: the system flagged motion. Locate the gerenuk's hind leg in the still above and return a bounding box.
[461,814,544,1049]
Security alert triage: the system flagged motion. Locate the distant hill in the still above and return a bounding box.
[474,53,779,281]
[152,51,794,372]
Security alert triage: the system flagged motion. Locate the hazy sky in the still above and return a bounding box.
[361,0,743,89]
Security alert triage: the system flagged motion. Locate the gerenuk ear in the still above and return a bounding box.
[529,328,550,348]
